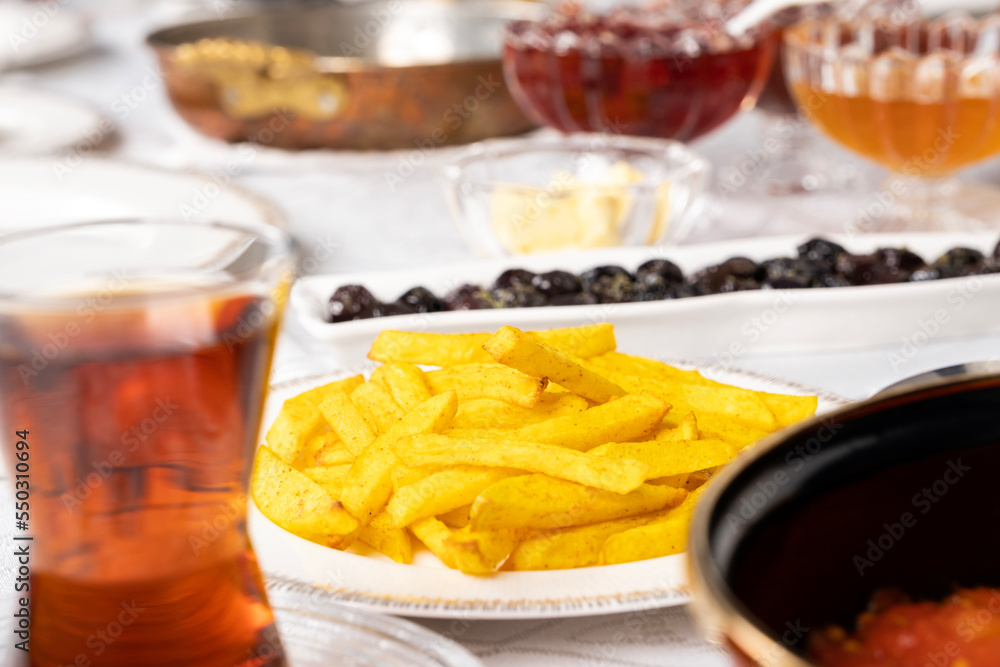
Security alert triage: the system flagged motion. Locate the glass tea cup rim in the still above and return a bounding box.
[0,218,297,309]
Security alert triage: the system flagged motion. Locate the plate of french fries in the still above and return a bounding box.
[249,323,846,618]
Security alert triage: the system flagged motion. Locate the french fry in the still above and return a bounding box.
[599,488,704,565]
[298,375,365,407]
[673,382,777,430]
[530,323,616,358]
[451,394,589,429]
[608,375,778,431]
[397,434,650,494]
[484,326,624,403]
[370,362,432,411]
[318,391,377,457]
[516,394,671,451]
[470,475,687,530]
[251,446,358,548]
[655,411,700,442]
[426,364,547,408]
[438,504,472,528]
[651,468,716,491]
[759,392,818,428]
[264,375,365,465]
[309,437,355,467]
[445,527,524,575]
[359,510,413,564]
[390,464,444,491]
[265,398,326,465]
[585,353,705,386]
[679,412,771,450]
[368,326,617,366]
[409,517,458,569]
[387,466,521,527]
[369,332,493,366]
[340,391,458,526]
[593,355,816,429]
[350,381,404,431]
[262,322,819,575]
[509,514,657,570]
[302,464,352,496]
[589,439,737,479]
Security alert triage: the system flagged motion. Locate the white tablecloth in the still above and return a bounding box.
[3,1,1000,664]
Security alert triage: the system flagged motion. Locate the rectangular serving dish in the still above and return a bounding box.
[291,233,1000,366]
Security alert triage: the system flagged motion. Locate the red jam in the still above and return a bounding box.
[502,2,775,141]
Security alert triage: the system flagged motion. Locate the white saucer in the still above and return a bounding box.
[0,88,107,156]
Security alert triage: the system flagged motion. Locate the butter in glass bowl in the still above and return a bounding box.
[442,135,710,257]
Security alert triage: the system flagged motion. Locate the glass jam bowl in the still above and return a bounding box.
[501,0,776,141]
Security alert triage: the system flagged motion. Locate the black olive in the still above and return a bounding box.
[762,276,810,289]
[443,284,493,310]
[328,285,378,322]
[909,268,941,282]
[635,259,684,288]
[933,248,986,279]
[549,292,599,306]
[371,302,417,318]
[532,271,582,297]
[874,248,927,279]
[396,287,444,313]
[492,269,537,291]
[486,286,547,308]
[580,266,636,303]
[798,238,847,269]
[688,257,761,295]
[835,253,905,285]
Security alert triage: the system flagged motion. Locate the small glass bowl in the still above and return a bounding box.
[440,134,711,257]
[266,577,482,667]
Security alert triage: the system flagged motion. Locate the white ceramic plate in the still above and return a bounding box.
[0,157,285,232]
[292,232,1000,366]
[0,88,107,156]
[0,3,90,69]
[250,367,848,620]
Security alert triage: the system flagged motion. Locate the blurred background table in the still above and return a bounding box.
[3,0,1000,664]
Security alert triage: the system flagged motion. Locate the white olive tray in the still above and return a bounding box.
[291,233,1000,366]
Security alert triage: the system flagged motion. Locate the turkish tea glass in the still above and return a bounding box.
[0,220,294,666]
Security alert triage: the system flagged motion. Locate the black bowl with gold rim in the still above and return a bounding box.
[147,0,539,150]
[687,374,1000,666]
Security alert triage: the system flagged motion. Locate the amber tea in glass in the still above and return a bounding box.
[0,221,293,666]
[785,10,1000,228]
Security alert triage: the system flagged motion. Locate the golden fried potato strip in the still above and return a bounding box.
[396,434,650,494]
[516,394,670,451]
[484,326,624,403]
[589,439,737,479]
[599,488,704,565]
[370,362,432,411]
[340,391,457,526]
[426,364,547,408]
[387,466,521,528]
[251,446,358,548]
[470,475,686,531]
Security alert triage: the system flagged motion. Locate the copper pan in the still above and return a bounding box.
[147,0,540,150]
